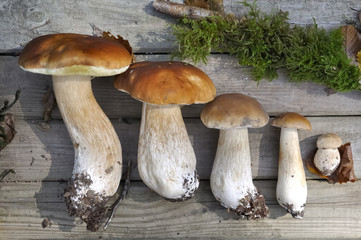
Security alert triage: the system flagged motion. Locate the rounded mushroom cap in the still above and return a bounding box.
[19,33,132,76]
[200,93,269,130]
[316,133,342,149]
[270,112,312,131]
[113,61,216,105]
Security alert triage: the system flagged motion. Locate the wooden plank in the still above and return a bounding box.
[2,55,361,120]
[0,180,361,239]
[0,116,360,182]
[0,0,358,50]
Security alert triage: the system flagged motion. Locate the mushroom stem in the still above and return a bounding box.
[276,127,307,219]
[52,75,122,231]
[138,103,199,201]
[210,128,269,219]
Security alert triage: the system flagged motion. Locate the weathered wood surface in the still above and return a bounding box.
[1,180,361,239]
[0,117,360,182]
[2,55,361,119]
[0,0,359,51]
[1,0,361,239]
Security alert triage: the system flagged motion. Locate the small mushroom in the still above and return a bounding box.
[271,112,312,219]
[114,61,216,201]
[200,93,269,219]
[314,133,342,176]
[19,33,132,231]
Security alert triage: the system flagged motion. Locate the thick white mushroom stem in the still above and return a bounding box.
[276,127,307,219]
[210,128,269,219]
[138,103,199,201]
[52,75,122,231]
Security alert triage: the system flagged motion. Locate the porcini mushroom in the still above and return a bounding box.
[18,33,132,231]
[314,133,342,176]
[271,112,312,219]
[200,93,269,219]
[114,61,216,200]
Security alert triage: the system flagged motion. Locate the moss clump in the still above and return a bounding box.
[171,1,361,91]
[286,24,361,91]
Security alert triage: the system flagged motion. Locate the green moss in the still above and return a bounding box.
[170,1,361,91]
[286,25,361,91]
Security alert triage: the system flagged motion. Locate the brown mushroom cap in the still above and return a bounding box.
[113,61,216,105]
[19,33,132,76]
[316,133,342,149]
[270,112,312,131]
[200,93,269,130]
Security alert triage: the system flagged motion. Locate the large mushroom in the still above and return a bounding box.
[18,33,132,231]
[114,61,216,201]
[200,93,270,219]
[270,112,312,219]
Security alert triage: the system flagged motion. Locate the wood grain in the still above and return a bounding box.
[0,117,360,182]
[0,0,358,50]
[0,180,360,239]
[1,0,361,238]
[2,55,361,120]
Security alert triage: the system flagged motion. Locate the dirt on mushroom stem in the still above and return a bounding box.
[64,173,110,232]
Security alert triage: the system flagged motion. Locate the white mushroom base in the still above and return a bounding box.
[53,75,122,231]
[138,103,199,201]
[210,128,269,219]
[314,148,341,176]
[276,128,307,219]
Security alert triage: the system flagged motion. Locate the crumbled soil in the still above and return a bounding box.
[64,173,109,232]
[231,188,269,220]
[165,170,199,202]
[41,217,51,228]
[280,202,305,219]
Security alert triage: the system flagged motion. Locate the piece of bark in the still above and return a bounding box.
[153,0,216,19]
[306,142,357,183]
[184,0,210,10]
[0,113,16,151]
[342,25,361,66]
[42,86,55,123]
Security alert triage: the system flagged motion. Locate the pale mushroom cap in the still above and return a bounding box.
[113,61,216,105]
[200,93,269,130]
[316,133,342,149]
[270,112,312,131]
[18,33,132,76]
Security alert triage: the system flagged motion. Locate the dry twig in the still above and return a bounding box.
[153,0,217,19]
[0,169,16,182]
[103,161,133,230]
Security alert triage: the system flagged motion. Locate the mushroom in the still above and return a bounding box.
[200,93,270,219]
[18,33,132,231]
[270,112,312,219]
[114,61,216,200]
[314,133,342,176]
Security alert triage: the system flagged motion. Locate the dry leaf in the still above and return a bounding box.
[306,142,357,183]
[342,25,361,66]
[102,31,135,63]
[0,113,16,151]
